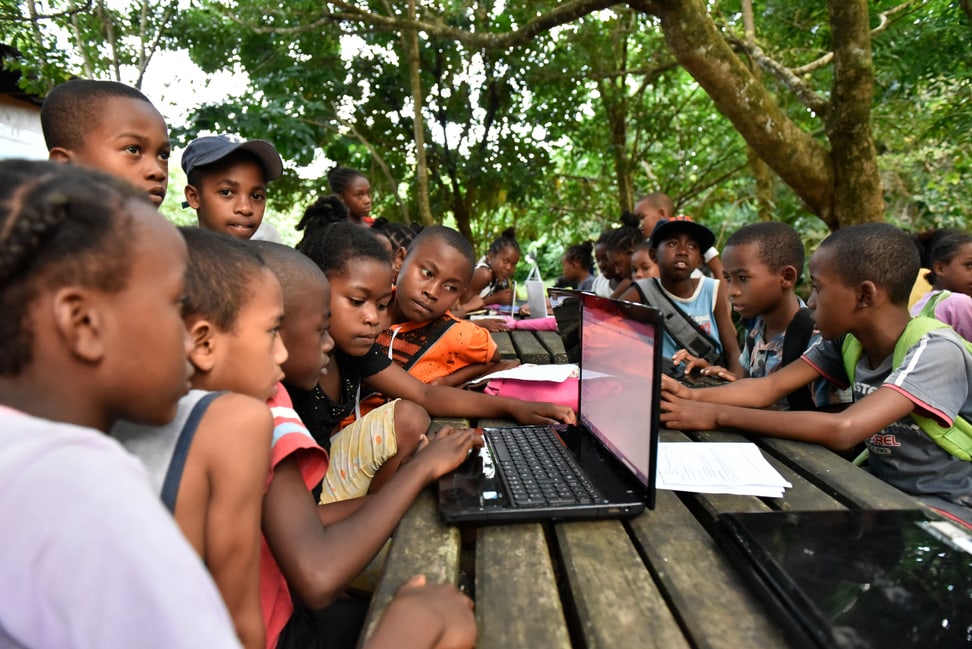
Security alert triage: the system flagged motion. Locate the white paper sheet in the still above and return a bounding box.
[656,442,792,498]
[469,363,579,385]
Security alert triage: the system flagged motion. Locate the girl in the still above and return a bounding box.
[292,221,575,502]
[590,227,618,297]
[328,165,374,225]
[630,239,659,280]
[456,227,520,315]
[911,229,972,341]
[606,212,642,299]
[0,160,240,648]
[561,240,595,291]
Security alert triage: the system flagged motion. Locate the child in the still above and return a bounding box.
[606,213,642,299]
[375,225,512,395]
[0,160,240,647]
[456,227,520,315]
[630,239,658,280]
[910,229,972,341]
[590,227,619,297]
[247,240,479,649]
[181,135,284,240]
[40,78,171,207]
[561,240,595,292]
[623,216,742,376]
[680,222,850,411]
[293,221,575,502]
[329,165,374,225]
[111,228,282,649]
[661,223,972,526]
[635,191,723,278]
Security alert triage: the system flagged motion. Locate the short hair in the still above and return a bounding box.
[41,79,153,151]
[180,227,268,331]
[817,223,918,306]
[0,160,142,376]
[327,165,367,196]
[372,217,421,251]
[564,240,594,269]
[636,192,674,215]
[249,241,326,313]
[725,221,805,274]
[409,225,476,267]
[487,227,520,257]
[298,220,390,278]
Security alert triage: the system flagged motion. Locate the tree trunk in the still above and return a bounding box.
[406,0,434,226]
[741,0,775,221]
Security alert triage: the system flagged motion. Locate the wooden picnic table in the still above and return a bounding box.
[357,416,921,649]
[491,329,569,364]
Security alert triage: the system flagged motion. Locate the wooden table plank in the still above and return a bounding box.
[510,330,552,364]
[535,329,569,364]
[475,524,571,649]
[556,519,691,649]
[490,330,518,360]
[627,490,789,649]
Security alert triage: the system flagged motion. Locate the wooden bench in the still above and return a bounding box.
[358,420,924,648]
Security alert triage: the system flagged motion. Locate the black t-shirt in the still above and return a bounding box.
[285,345,392,452]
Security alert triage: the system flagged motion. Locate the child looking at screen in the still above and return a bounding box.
[41,79,171,207]
[0,160,240,648]
[181,135,284,240]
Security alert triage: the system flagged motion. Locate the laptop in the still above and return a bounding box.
[438,293,662,523]
[716,508,972,649]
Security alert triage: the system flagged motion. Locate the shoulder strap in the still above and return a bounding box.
[917,290,952,319]
[401,318,458,371]
[634,277,722,365]
[782,308,817,411]
[842,318,972,461]
[160,391,225,512]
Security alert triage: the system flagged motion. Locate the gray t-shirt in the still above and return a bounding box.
[803,328,972,512]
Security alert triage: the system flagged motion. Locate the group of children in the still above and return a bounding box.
[5,74,972,649]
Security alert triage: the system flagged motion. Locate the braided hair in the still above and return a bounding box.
[326,165,367,196]
[295,194,349,259]
[0,160,142,376]
[298,220,391,279]
[487,227,520,257]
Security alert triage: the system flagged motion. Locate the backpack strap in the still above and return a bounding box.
[160,391,225,513]
[917,290,952,319]
[782,308,816,411]
[842,317,972,461]
[634,277,723,365]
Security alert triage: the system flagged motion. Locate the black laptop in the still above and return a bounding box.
[438,293,662,524]
[716,508,972,649]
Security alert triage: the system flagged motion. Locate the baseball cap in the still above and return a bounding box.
[648,215,715,251]
[181,134,283,181]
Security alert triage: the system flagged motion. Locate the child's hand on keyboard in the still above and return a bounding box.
[414,426,485,480]
[507,400,577,426]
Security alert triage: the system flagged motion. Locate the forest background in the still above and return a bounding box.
[2,0,970,285]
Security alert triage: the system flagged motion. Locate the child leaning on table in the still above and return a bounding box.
[621,216,743,377]
[660,223,972,527]
[247,240,479,649]
[671,222,850,412]
[0,160,241,648]
[291,221,576,502]
[41,78,171,208]
[455,227,520,316]
[111,227,284,649]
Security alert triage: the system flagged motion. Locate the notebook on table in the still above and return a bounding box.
[438,293,662,524]
[716,508,972,649]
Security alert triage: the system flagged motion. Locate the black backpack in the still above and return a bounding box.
[745,307,816,411]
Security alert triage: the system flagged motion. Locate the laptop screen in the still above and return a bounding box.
[579,295,661,487]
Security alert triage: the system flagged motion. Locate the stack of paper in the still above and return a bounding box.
[656,442,792,498]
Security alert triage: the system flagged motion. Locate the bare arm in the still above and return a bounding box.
[609,277,633,300]
[366,575,476,649]
[366,363,576,425]
[455,267,494,315]
[262,427,481,610]
[713,279,743,376]
[662,384,913,452]
[180,395,271,649]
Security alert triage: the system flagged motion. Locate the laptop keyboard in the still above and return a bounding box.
[488,427,604,507]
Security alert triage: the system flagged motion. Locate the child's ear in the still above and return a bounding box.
[780,265,798,288]
[648,247,658,262]
[392,247,407,274]
[47,147,73,163]
[857,280,878,308]
[184,184,201,210]
[932,260,947,282]
[186,317,217,372]
[51,287,105,363]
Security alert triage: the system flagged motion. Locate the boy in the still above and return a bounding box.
[41,79,171,207]
[181,134,284,240]
[0,160,239,647]
[111,228,280,649]
[622,216,742,376]
[661,223,972,525]
[249,241,479,649]
[635,192,723,278]
[676,222,850,411]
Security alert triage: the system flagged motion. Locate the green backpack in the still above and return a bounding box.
[841,316,972,461]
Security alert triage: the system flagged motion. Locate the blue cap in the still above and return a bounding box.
[181,135,283,181]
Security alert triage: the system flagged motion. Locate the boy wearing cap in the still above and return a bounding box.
[622,216,743,376]
[182,135,284,240]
